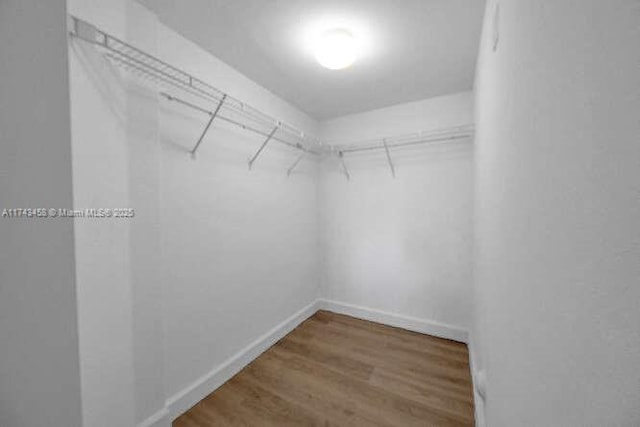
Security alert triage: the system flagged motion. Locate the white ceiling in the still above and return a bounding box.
[139,0,485,120]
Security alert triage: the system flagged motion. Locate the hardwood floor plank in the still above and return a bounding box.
[369,368,474,419]
[276,336,375,381]
[289,321,473,389]
[173,311,474,426]
[225,376,326,426]
[242,358,389,426]
[264,347,470,426]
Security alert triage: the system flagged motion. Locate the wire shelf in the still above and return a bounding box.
[327,125,475,154]
[69,15,319,156]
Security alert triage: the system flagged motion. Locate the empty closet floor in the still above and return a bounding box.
[173,311,475,426]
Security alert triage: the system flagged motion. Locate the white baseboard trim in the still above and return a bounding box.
[317,298,469,344]
[467,340,486,427]
[164,299,321,422]
[137,407,171,427]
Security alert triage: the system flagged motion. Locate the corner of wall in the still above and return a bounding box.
[467,338,486,427]
[317,299,469,344]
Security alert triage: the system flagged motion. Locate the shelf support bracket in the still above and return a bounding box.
[191,94,227,157]
[382,138,396,178]
[248,124,279,170]
[287,145,307,176]
[339,151,351,181]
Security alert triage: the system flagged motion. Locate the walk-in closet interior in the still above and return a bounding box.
[1,1,639,426]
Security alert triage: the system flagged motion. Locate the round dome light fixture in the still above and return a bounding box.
[315,28,358,70]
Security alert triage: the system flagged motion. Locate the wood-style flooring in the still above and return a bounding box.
[173,310,475,426]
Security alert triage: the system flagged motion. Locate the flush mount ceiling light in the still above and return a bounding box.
[315,28,358,70]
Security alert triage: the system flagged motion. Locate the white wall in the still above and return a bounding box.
[319,93,474,336]
[156,22,321,406]
[67,1,167,426]
[68,2,322,425]
[0,1,84,426]
[473,1,640,425]
[322,92,473,142]
[22,1,475,425]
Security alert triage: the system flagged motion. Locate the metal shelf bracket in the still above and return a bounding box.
[191,94,227,157]
[248,124,280,170]
[382,138,396,178]
[287,145,307,176]
[339,151,351,181]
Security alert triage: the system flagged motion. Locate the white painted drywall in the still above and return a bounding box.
[0,1,84,426]
[156,22,322,403]
[473,1,640,425]
[66,1,322,424]
[319,92,474,332]
[322,92,474,142]
[120,4,167,424]
[68,0,134,425]
[67,1,167,426]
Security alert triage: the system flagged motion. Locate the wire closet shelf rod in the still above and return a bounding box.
[68,15,321,157]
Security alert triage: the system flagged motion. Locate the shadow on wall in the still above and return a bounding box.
[70,40,127,127]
